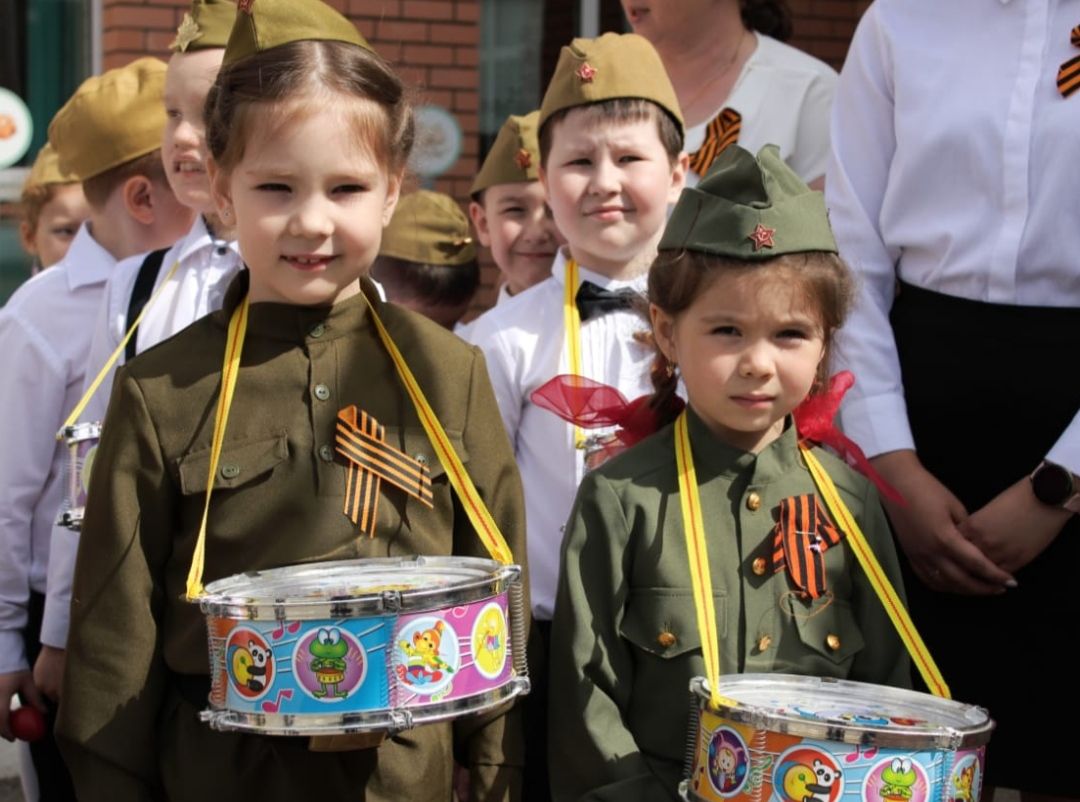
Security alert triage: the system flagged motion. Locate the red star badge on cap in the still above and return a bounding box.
[576,62,597,83]
[238,0,255,14]
[514,148,532,170]
[747,223,776,251]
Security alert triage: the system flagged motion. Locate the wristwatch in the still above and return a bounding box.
[1029,461,1080,513]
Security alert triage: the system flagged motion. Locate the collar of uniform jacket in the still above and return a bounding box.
[682,406,804,486]
[215,270,378,342]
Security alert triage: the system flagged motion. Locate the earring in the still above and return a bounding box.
[665,361,677,378]
[220,208,231,221]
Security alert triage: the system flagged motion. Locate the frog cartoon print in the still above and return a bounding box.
[879,759,917,802]
[309,627,350,699]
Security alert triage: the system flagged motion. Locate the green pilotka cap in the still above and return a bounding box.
[380,190,477,266]
[538,32,683,135]
[172,0,237,52]
[49,58,168,181]
[470,111,542,198]
[659,145,838,259]
[24,144,78,189]
[223,0,372,66]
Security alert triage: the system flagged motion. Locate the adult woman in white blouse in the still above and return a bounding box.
[827,2,1080,800]
[622,0,837,188]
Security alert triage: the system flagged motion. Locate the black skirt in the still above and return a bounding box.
[891,282,1080,796]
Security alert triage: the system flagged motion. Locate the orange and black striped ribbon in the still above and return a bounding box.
[1058,25,1080,98]
[771,494,843,599]
[687,107,742,175]
[335,405,433,538]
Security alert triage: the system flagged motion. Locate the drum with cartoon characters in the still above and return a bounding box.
[680,674,992,802]
[56,421,101,530]
[196,555,529,735]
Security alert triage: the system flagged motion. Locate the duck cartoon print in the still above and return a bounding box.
[309,627,350,698]
[398,619,456,685]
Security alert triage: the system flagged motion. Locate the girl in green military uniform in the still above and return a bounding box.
[55,2,526,801]
[547,145,910,802]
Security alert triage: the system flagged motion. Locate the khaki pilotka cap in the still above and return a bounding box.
[469,111,542,198]
[48,58,168,181]
[659,144,838,259]
[171,0,237,52]
[537,32,684,135]
[23,144,78,190]
[222,0,372,66]
[380,191,477,266]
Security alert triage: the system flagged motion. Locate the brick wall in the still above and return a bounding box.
[790,0,871,71]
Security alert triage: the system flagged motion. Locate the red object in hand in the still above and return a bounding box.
[10,706,46,742]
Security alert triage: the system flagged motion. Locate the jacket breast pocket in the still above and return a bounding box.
[176,431,289,494]
[619,587,726,659]
[790,596,865,666]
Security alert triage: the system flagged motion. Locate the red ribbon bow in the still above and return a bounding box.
[792,371,904,505]
[530,375,684,465]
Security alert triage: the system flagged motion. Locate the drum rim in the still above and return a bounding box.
[689,674,993,749]
[199,674,530,735]
[197,555,521,620]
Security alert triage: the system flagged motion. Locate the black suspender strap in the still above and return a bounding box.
[124,248,169,362]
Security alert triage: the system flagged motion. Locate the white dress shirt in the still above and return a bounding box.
[827,0,1080,473]
[464,251,655,619]
[0,225,115,670]
[41,216,242,648]
[686,33,837,186]
[455,283,513,341]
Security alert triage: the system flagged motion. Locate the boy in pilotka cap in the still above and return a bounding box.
[467,111,562,307]
[371,189,480,330]
[0,57,191,799]
[18,143,89,273]
[463,32,687,800]
[40,1,244,696]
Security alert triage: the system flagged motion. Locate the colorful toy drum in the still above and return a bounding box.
[56,421,101,530]
[197,555,529,736]
[681,674,992,802]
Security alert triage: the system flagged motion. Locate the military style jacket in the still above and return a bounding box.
[548,409,910,802]
[56,276,528,802]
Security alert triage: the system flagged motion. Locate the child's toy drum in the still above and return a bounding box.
[197,555,529,736]
[681,674,992,802]
[56,422,101,530]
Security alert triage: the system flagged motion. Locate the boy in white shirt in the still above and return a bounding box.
[0,57,192,798]
[38,0,244,699]
[463,32,687,800]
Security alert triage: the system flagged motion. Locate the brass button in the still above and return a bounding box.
[826,633,841,651]
[220,463,240,479]
[318,444,334,462]
[751,557,767,576]
[757,634,772,652]
[314,383,331,401]
[657,631,677,648]
[309,323,326,338]
[746,492,761,511]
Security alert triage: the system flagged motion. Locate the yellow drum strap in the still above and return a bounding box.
[185,295,248,599]
[674,411,737,711]
[562,259,586,449]
[186,289,513,599]
[59,259,181,433]
[799,445,950,698]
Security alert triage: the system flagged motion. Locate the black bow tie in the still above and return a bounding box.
[576,281,640,322]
